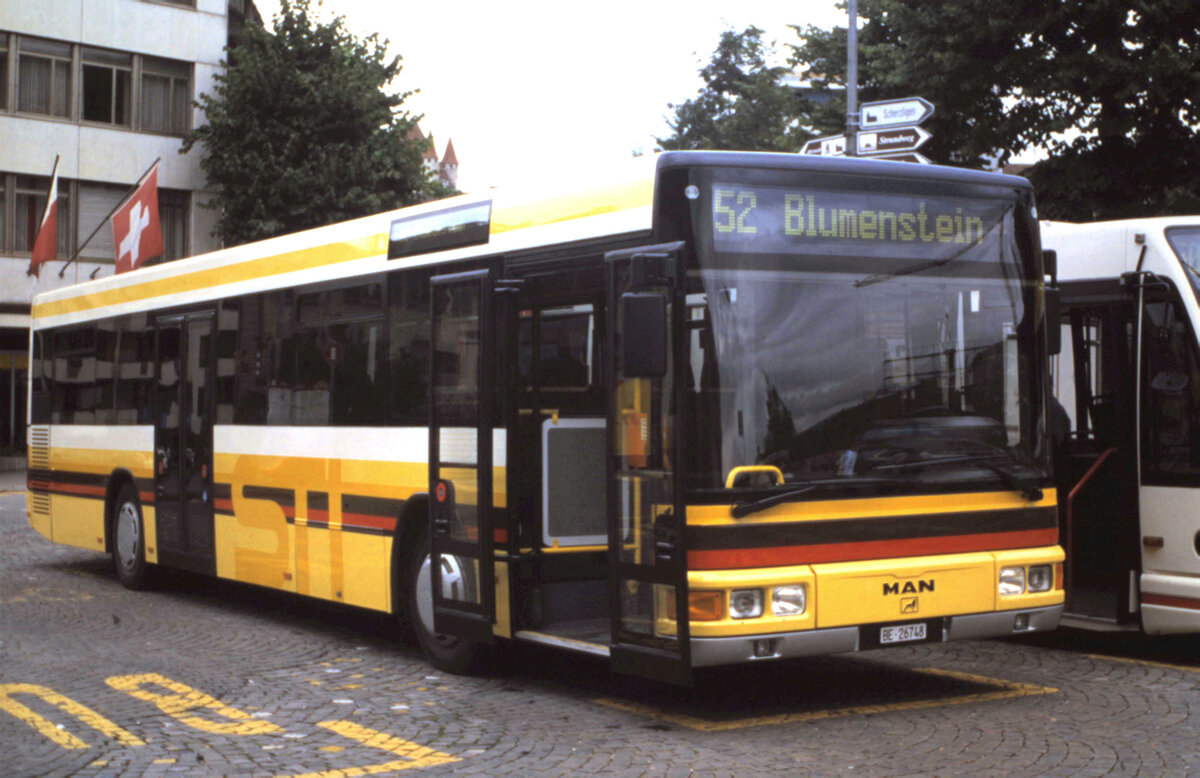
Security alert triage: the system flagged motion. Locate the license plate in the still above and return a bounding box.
[880,623,927,645]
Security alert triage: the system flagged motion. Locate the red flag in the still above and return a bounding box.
[28,158,60,278]
[112,163,163,274]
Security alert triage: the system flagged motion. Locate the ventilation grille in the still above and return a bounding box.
[27,426,51,516]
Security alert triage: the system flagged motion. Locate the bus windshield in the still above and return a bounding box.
[1166,226,1200,298]
[686,175,1047,495]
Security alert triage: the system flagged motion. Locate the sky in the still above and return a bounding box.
[250,1,847,193]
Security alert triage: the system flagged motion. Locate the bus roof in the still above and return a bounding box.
[1042,216,1200,281]
[32,151,1034,328]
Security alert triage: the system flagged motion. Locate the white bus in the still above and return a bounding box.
[1044,217,1200,634]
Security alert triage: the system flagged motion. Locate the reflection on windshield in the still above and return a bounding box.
[686,265,1042,493]
[1167,227,1200,298]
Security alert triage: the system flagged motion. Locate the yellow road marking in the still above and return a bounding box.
[592,668,1058,731]
[1085,653,1200,675]
[0,684,146,750]
[279,720,460,777]
[106,673,284,736]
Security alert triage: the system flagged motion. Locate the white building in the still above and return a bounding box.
[0,0,257,452]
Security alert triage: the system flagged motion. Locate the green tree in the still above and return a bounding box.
[791,0,1200,220]
[657,27,811,152]
[183,0,447,247]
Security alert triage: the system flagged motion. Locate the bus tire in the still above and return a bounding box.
[406,531,492,675]
[112,483,151,590]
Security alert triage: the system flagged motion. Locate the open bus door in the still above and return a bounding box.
[428,269,499,643]
[604,243,691,685]
[1055,285,1142,626]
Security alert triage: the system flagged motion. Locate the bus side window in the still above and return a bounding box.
[1143,301,1200,477]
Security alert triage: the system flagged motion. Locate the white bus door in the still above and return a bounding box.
[1135,282,1200,633]
[605,243,691,685]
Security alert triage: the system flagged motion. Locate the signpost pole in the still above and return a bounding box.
[845,0,858,157]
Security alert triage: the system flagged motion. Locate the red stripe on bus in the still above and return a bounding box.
[52,482,106,498]
[1142,593,1200,611]
[139,491,155,505]
[686,528,1059,570]
[340,513,397,532]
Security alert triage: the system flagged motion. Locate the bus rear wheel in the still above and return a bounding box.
[112,483,151,590]
[406,532,493,675]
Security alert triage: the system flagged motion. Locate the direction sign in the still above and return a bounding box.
[856,125,932,155]
[865,152,932,165]
[801,134,847,156]
[860,97,935,130]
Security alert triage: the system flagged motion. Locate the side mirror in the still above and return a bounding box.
[1045,286,1062,356]
[621,292,667,378]
[1042,249,1057,286]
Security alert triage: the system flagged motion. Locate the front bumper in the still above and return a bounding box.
[690,604,1063,667]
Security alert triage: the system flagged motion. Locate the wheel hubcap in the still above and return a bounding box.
[116,502,140,572]
[415,552,467,646]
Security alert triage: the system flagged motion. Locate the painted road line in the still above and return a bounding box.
[1085,654,1200,675]
[592,668,1058,732]
[106,673,284,735]
[0,684,146,750]
[280,720,461,777]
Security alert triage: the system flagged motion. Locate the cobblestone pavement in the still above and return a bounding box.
[1,482,1197,777]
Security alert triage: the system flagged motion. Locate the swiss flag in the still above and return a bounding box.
[112,163,163,274]
[27,159,60,278]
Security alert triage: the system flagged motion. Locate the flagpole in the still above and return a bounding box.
[58,157,161,279]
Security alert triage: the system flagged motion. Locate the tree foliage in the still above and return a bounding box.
[183,0,446,246]
[657,27,810,152]
[791,0,1200,220]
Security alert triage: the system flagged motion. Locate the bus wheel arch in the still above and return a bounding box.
[390,495,429,641]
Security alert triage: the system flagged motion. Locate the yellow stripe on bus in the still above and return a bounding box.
[32,176,653,322]
[32,234,388,320]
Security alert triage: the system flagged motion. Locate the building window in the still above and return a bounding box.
[76,182,128,260]
[0,34,9,111]
[159,189,189,261]
[81,47,132,126]
[141,57,191,135]
[17,37,71,118]
[14,174,71,256]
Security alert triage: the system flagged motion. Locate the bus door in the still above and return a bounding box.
[1054,291,1140,624]
[604,243,691,685]
[153,309,216,575]
[1134,275,1200,633]
[428,270,502,642]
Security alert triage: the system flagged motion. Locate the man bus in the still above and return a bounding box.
[27,151,1063,684]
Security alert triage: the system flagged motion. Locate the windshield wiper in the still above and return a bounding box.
[730,477,900,519]
[731,487,814,519]
[877,453,1043,501]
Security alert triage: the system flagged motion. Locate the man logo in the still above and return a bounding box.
[883,579,935,596]
[901,597,919,614]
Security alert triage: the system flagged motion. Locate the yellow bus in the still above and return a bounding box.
[1044,217,1200,634]
[27,151,1063,684]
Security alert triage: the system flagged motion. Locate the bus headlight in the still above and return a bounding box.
[1027,565,1053,593]
[730,589,764,619]
[999,566,1025,596]
[772,585,807,616]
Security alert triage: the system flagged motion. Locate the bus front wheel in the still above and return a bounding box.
[406,532,492,675]
[112,483,151,590]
